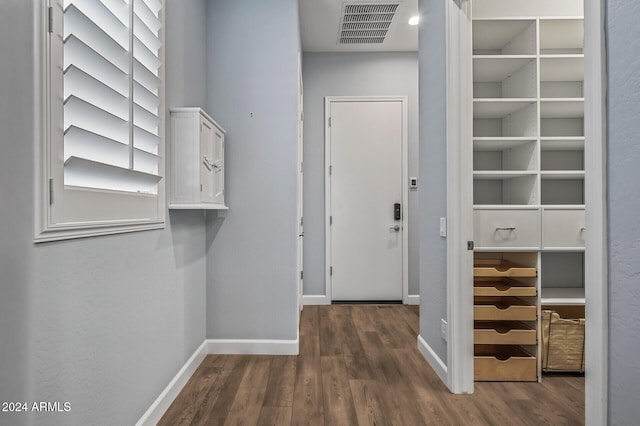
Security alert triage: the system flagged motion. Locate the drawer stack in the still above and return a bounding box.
[474,258,538,381]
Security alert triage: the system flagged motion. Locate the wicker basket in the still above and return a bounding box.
[541,310,585,372]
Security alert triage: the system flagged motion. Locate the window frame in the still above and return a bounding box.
[35,0,166,243]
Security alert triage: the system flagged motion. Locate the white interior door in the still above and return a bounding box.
[328,99,404,301]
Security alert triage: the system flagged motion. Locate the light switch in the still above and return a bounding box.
[439,217,446,237]
[410,177,418,190]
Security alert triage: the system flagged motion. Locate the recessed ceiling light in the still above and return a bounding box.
[408,15,420,26]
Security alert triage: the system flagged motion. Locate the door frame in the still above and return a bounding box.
[445,0,475,394]
[324,96,410,303]
[447,0,608,423]
[297,52,304,324]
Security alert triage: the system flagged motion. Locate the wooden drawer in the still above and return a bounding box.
[473,259,537,278]
[542,209,585,249]
[474,277,537,297]
[474,322,537,345]
[474,297,537,321]
[474,209,540,249]
[474,345,537,381]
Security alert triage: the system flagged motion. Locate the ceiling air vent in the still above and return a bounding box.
[339,3,399,45]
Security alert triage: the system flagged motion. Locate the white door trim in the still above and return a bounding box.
[445,0,474,395]
[297,52,304,324]
[583,0,608,424]
[448,0,609,422]
[325,96,409,303]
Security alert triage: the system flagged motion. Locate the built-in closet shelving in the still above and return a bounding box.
[471,3,585,381]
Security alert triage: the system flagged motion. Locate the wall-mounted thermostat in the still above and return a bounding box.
[410,177,418,190]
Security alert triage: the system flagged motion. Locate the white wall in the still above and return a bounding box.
[0,1,209,424]
[301,52,419,298]
[417,0,448,364]
[607,0,640,422]
[205,0,300,341]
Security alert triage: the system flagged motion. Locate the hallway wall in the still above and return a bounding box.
[606,0,640,422]
[205,0,300,342]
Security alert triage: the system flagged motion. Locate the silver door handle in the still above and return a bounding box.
[389,225,400,231]
[203,156,215,171]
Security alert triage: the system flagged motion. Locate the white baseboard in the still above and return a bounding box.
[136,340,207,426]
[405,294,420,305]
[303,294,331,305]
[207,336,299,355]
[303,294,418,305]
[417,334,448,386]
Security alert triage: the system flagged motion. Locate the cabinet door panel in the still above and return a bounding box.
[200,117,216,203]
[474,209,539,249]
[212,129,224,204]
[542,209,585,248]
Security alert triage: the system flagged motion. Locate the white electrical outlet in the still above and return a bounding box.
[441,318,447,341]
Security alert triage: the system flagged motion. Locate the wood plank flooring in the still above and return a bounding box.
[159,305,584,425]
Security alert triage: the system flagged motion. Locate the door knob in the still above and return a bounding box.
[389,225,400,231]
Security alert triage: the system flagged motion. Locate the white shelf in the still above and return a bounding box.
[473,99,536,119]
[474,205,540,210]
[541,171,585,180]
[540,99,584,118]
[540,137,584,151]
[473,137,536,151]
[541,287,585,305]
[542,205,585,210]
[473,171,537,180]
[473,57,536,82]
[169,203,228,210]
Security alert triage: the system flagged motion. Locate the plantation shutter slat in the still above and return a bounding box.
[141,0,162,19]
[64,65,129,121]
[133,148,161,175]
[134,81,160,114]
[63,35,128,96]
[64,96,129,145]
[133,59,161,93]
[64,157,162,193]
[133,126,160,154]
[64,126,130,169]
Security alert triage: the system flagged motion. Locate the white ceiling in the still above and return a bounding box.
[299,0,419,52]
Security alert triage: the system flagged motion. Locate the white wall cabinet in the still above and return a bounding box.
[169,108,227,210]
[471,2,585,382]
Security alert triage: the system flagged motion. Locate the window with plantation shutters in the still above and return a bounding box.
[37,0,166,242]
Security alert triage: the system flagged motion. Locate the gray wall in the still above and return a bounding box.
[417,0,448,363]
[205,0,300,341]
[301,52,419,297]
[607,0,640,423]
[0,0,209,424]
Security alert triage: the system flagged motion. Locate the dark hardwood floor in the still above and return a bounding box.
[159,305,584,425]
